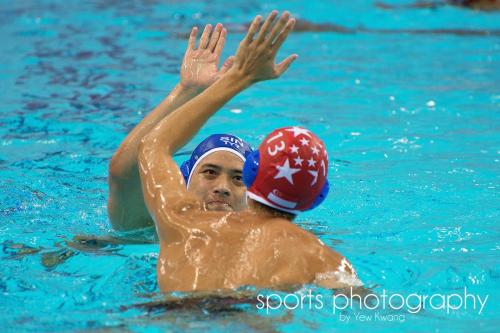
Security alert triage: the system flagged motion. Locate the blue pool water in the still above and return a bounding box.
[1,1,499,332]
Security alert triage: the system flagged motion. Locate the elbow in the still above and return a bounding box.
[108,143,140,181]
[108,139,139,180]
[108,150,126,180]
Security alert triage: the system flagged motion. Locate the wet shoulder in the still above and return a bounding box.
[168,208,256,234]
[261,219,320,247]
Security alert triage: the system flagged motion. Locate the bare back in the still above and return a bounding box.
[155,201,360,292]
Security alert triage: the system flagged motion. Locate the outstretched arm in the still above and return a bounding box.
[108,23,233,231]
[138,11,297,241]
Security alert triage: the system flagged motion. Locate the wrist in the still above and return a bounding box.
[222,68,254,91]
[177,82,205,96]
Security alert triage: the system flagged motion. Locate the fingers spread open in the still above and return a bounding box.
[213,28,227,63]
[187,26,198,51]
[275,54,298,76]
[266,12,290,46]
[208,23,223,52]
[272,18,295,52]
[241,15,262,45]
[255,10,278,43]
[198,24,212,49]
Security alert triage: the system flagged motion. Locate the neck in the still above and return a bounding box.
[249,200,296,221]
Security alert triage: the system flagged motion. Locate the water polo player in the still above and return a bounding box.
[180,134,252,212]
[108,22,252,231]
[138,10,361,291]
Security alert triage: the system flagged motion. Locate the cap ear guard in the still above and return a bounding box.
[243,151,260,188]
[180,160,191,184]
[307,180,330,211]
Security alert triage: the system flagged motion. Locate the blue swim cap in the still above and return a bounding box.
[180,134,253,187]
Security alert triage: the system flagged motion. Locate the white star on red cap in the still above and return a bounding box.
[289,145,299,154]
[300,138,309,146]
[311,146,320,155]
[294,156,304,166]
[307,158,316,167]
[286,126,311,138]
[274,158,301,185]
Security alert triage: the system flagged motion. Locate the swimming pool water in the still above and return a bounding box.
[1,1,499,332]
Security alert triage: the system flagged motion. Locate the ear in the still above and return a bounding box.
[307,180,330,210]
[180,160,191,185]
[242,151,260,188]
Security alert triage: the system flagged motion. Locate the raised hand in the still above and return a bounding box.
[230,11,297,84]
[180,23,235,90]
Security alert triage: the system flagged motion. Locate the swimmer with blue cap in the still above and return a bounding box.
[180,134,253,212]
[108,21,251,231]
[138,11,361,292]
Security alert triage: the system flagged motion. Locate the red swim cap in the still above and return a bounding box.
[245,126,329,214]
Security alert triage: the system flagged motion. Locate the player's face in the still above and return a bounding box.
[188,151,247,211]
